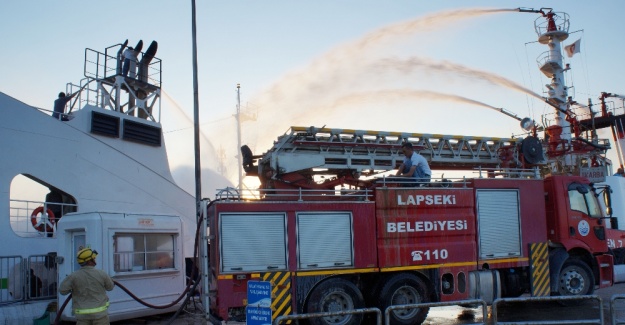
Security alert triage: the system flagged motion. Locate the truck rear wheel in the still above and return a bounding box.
[557,259,594,296]
[377,273,429,325]
[305,278,365,325]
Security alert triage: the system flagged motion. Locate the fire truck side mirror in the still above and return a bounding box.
[604,187,613,217]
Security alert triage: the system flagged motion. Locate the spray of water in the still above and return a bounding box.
[238,8,519,147]
[204,8,531,186]
[162,90,218,161]
[161,90,234,195]
[372,56,545,101]
[325,89,522,122]
[353,8,518,51]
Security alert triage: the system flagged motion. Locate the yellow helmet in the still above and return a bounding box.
[76,248,98,264]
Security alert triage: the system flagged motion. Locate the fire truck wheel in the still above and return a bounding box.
[305,278,365,325]
[556,259,595,298]
[377,273,429,325]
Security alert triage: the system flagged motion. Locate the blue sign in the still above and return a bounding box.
[247,280,272,307]
[246,305,273,325]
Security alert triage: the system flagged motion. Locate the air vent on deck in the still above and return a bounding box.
[123,120,162,146]
[91,111,120,137]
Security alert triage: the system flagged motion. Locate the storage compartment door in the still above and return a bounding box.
[476,190,521,259]
[220,213,287,272]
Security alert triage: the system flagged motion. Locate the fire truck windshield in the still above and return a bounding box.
[568,183,602,218]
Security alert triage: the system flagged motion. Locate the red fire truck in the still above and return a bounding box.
[206,126,614,325]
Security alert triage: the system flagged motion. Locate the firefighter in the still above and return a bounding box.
[397,142,431,186]
[59,248,115,325]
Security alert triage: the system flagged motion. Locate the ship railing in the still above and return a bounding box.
[534,12,570,36]
[536,50,564,69]
[82,44,162,122]
[0,254,58,305]
[9,199,78,238]
[85,44,162,89]
[65,77,100,111]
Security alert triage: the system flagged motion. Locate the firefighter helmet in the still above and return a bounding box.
[76,248,98,264]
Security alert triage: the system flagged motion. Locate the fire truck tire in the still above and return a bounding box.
[556,259,595,298]
[305,278,365,325]
[377,273,429,325]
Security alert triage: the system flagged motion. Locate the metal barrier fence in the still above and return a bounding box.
[0,256,22,304]
[611,294,625,325]
[492,295,603,325]
[27,254,58,300]
[0,255,57,305]
[384,299,488,325]
[273,307,382,325]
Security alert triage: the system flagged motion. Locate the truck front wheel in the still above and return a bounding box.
[557,259,595,296]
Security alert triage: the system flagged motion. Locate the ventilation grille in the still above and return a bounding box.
[91,111,120,137]
[123,120,162,146]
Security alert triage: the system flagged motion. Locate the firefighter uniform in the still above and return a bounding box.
[59,248,115,325]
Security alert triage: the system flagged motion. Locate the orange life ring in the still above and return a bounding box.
[31,207,55,232]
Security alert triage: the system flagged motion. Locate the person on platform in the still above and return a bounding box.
[59,248,114,325]
[615,167,625,177]
[396,142,431,186]
[122,46,138,77]
[52,92,77,120]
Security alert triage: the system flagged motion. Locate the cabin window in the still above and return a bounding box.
[113,233,175,272]
[567,183,602,218]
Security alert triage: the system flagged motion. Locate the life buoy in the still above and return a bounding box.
[31,207,55,232]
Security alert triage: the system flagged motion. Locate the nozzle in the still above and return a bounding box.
[517,7,541,13]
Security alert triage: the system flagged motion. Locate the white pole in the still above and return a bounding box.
[236,84,243,191]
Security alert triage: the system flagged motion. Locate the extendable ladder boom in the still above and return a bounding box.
[256,126,519,176]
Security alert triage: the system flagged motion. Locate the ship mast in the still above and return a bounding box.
[534,9,571,139]
[519,8,578,168]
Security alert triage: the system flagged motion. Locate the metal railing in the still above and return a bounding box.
[273,307,381,325]
[611,294,625,325]
[0,256,22,304]
[10,199,77,237]
[492,295,603,325]
[385,299,488,325]
[0,254,57,305]
[26,254,58,300]
[216,187,375,202]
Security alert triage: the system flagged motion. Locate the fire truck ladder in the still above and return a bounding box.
[255,126,520,177]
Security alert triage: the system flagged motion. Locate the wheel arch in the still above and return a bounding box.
[549,247,598,292]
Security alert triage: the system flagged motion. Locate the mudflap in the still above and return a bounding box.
[530,242,551,296]
[548,247,569,294]
[261,271,292,324]
[596,254,614,288]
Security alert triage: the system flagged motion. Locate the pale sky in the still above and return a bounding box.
[1,1,624,195]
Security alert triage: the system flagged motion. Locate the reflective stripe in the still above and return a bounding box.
[75,302,110,314]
